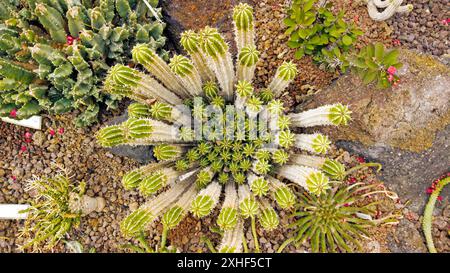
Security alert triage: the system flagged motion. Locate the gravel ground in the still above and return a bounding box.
[388,0,450,57]
[1,0,446,253]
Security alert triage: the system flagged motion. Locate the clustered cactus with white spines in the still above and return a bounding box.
[97,3,352,252]
[366,0,413,21]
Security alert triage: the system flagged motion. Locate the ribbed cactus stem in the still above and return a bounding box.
[290,154,347,181]
[153,144,185,161]
[199,27,235,101]
[248,173,269,197]
[121,175,194,237]
[237,45,259,83]
[104,65,183,105]
[132,44,188,97]
[139,167,181,196]
[367,0,413,21]
[233,3,255,52]
[277,165,330,195]
[294,133,331,154]
[180,30,215,82]
[218,219,244,253]
[162,182,198,229]
[150,102,191,126]
[235,80,253,109]
[288,104,352,127]
[122,161,174,190]
[423,177,450,253]
[268,61,298,97]
[190,181,222,218]
[267,176,296,209]
[238,184,259,218]
[217,183,238,230]
[258,200,279,231]
[169,54,203,96]
[67,6,85,37]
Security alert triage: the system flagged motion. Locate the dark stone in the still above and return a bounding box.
[336,124,450,214]
[387,219,427,253]
[106,113,154,164]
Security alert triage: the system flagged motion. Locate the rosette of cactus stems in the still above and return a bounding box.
[97,3,352,253]
[0,0,167,127]
[18,171,105,252]
[278,182,401,253]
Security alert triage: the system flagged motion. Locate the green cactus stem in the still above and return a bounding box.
[268,61,298,97]
[237,45,259,83]
[169,54,203,97]
[132,44,188,97]
[232,3,255,52]
[423,176,450,253]
[288,104,352,127]
[199,27,235,101]
[180,30,215,82]
[278,165,330,195]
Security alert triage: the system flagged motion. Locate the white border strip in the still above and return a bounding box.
[1,116,42,130]
[0,204,30,220]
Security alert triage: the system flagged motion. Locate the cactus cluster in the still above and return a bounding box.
[96,3,352,252]
[366,0,413,21]
[0,0,167,126]
[18,170,105,251]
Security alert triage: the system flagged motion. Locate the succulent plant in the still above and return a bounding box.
[366,0,413,21]
[18,169,105,251]
[348,42,402,88]
[422,174,450,253]
[284,0,363,71]
[97,3,351,252]
[281,181,399,253]
[0,0,167,126]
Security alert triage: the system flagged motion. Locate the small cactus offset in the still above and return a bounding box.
[0,1,167,126]
[97,3,353,252]
[366,0,413,21]
[19,169,105,251]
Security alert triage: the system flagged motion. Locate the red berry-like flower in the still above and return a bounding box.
[348,177,357,184]
[24,132,32,139]
[392,39,401,46]
[426,187,434,194]
[356,156,365,163]
[58,128,65,135]
[9,109,17,118]
[49,129,56,136]
[20,146,27,152]
[11,176,16,181]
[387,66,397,75]
[437,196,443,202]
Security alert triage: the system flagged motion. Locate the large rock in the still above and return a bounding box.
[106,113,154,164]
[161,0,255,54]
[303,49,450,252]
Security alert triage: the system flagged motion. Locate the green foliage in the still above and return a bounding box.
[284,0,362,70]
[349,42,402,88]
[287,182,394,253]
[0,0,167,126]
[19,171,86,251]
